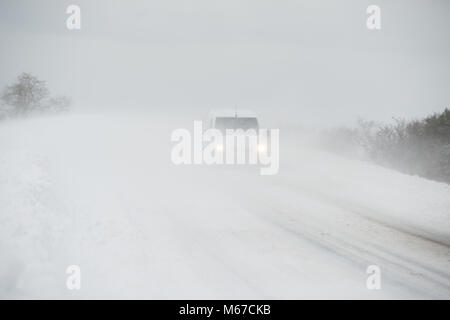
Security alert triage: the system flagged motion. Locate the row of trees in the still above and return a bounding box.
[321,109,450,184]
[0,73,71,120]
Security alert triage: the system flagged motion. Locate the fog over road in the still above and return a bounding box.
[1,114,449,299]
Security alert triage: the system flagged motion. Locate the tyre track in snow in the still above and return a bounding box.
[226,172,450,299]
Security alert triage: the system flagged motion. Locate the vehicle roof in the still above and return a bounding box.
[208,109,258,119]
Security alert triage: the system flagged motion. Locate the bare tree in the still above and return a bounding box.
[1,73,50,116]
[1,73,71,118]
[46,95,71,113]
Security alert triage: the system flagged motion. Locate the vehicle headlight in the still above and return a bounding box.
[257,144,266,152]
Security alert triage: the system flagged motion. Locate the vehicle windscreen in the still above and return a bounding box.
[214,117,259,131]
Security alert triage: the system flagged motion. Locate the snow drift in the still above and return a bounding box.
[0,114,449,299]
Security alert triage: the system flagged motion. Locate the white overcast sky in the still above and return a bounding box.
[0,0,449,126]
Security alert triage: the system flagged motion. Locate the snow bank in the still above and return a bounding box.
[0,114,449,299]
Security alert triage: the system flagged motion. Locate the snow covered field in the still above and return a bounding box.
[0,114,449,299]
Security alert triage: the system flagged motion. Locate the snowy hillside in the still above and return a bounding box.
[0,114,449,299]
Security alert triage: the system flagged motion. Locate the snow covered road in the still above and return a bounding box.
[1,114,449,299]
